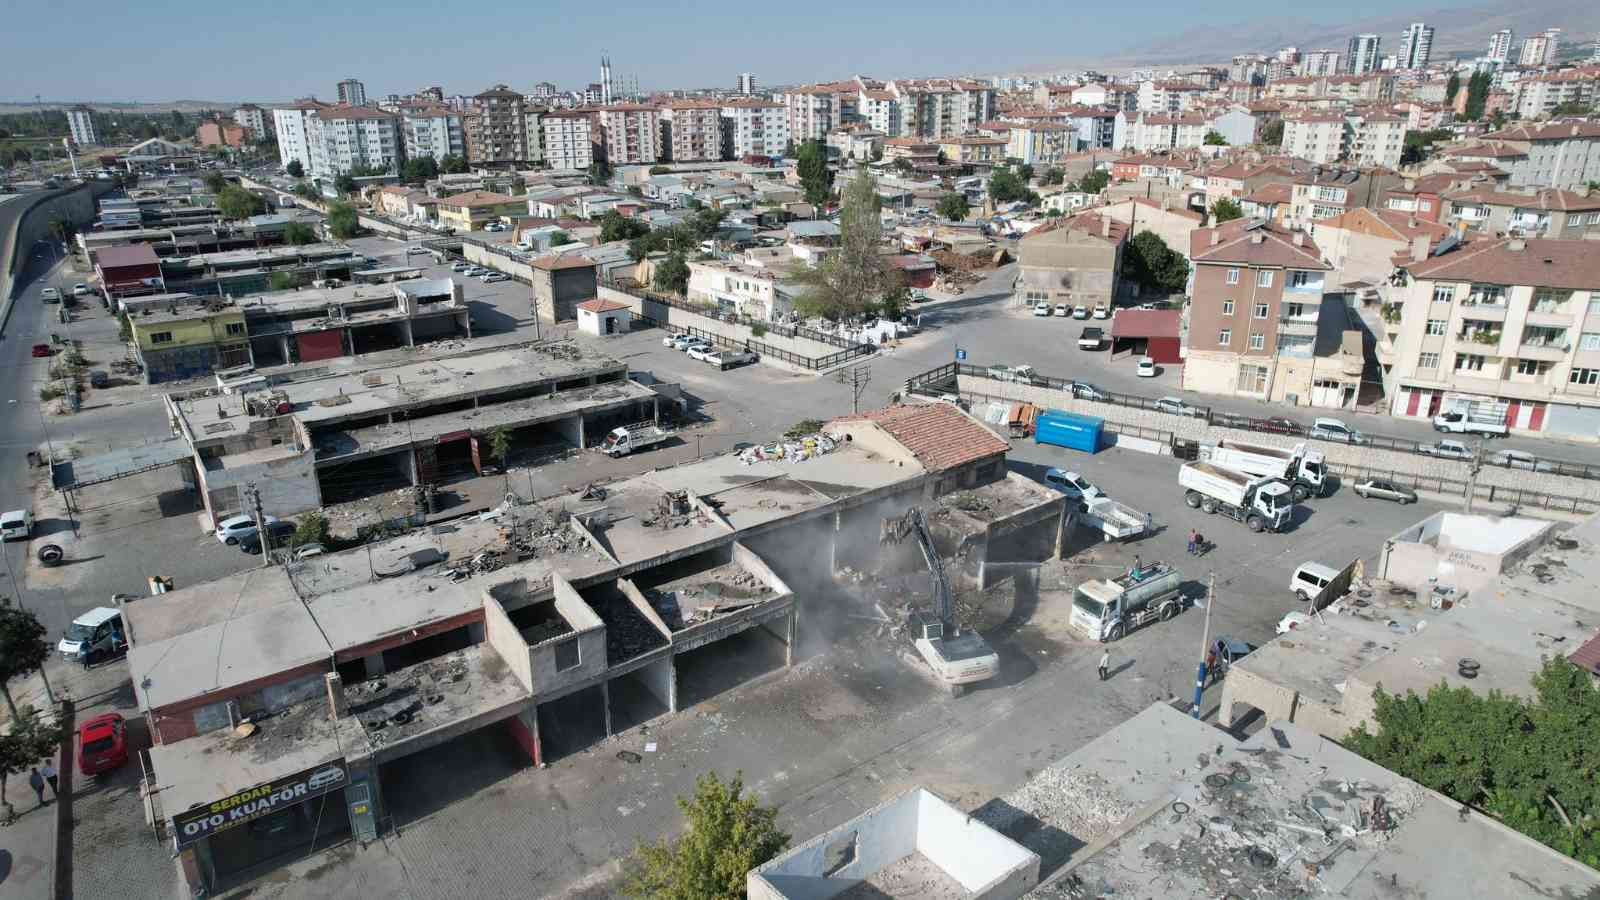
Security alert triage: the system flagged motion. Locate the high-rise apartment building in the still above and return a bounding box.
[336,78,367,107]
[1300,50,1342,77]
[1520,28,1562,66]
[737,73,758,94]
[1346,34,1381,75]
[598,104,661,164]
[65,105,97,146]
[1399,23,1434,69]
[399,103,466,164]
[541,110,594,170]
[720,99,788,158]
[662,102,722,162]
[464,85,528,164]
[306,105,401,177]
[271,99,329,172]
[1487,29,1515,63]
[232,105,268,138]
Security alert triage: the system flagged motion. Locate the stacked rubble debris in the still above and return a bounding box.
[643,570,772,631]
[736,431,838,466]
[350,652,473,748]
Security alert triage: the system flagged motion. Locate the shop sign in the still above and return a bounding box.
[172,758,348,848]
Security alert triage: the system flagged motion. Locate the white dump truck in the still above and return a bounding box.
[1179,462,1293,533]
[599,422,675,458]
[1070,561,1186,642]
[1201,439,1327,502]
[1076,496,1147,541]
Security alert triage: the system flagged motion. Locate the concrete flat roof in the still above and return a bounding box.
[126,568,301,646]
[315,380,656,462]
[351,644,530,762]
[1422,512,1551,555]
[1021,703,1600,899]
[50,438,192,491]
[129,599,329,711]
[234,278,453,317]
[161,242,355,271]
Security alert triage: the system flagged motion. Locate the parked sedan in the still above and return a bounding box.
[480,272,510,283]
[237,521,297,554]
[1136,356,1157,376]
[31,343,52,358]
[669,334,698,351]
[1254,416,1305,436]
[1490,449,1553,472]
[1068,381,1108,402]
[77,712,129,776]
[686,343,718,362]
[214,513,280,545]
[1155,396,1199,417]
[450,261,471,272]
[1354,478,1418,504]
[40,287,60,302]
[709,349,759,370]
[73,282,90,296]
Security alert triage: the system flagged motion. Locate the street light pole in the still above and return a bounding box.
[1190,571,1217,719]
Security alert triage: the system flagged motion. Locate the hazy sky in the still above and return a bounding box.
[4,0,1467,102]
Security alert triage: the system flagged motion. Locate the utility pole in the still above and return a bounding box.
[835,363,872,414]
[247,482,272,569]
[1464,437,1483,513]
[1190,571,1217,719]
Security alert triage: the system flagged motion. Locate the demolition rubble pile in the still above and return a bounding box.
[349,652,473,748]
[643,570,772,631]
[737,431,839,466]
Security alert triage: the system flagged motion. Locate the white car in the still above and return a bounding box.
[450,261,470,272]
[214,513,279,545]
[1092,304,1109,319]
[1136,356,1157,377]
[669,334,698,351]
[1072,305,1089,319]
[1,508,34,541]
[40,287,60,302]
[1042,468,1102,500]
[1155,396,1199,417]
[1033,301,1052,316]
[72,283,90,296]
[1309,417,1367,445]
[1054,303,1069,317]
[687,344,719,362]
[480,272,510,283]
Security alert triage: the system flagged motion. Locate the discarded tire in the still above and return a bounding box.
[1458,658,1481,672]
[36,543,63,565]
[1458,666,1479,679]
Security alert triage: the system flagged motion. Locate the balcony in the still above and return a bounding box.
[1278,313,1319,336]
[1457,303,1507,323]
[1518,339,1569,361]
[1525,306,1574,328]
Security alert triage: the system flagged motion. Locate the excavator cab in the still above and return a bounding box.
[907,610,944,641]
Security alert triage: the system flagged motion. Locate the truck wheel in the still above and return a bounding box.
[1434,424,1445,433]
[1184,491,1201,509]
[1107,624,1124,642]
[1159,602,1176,621]
[1247,516,1265,533]
[1200,498,1218,514]
[949,683,966,698]
[1290,483,1309,503]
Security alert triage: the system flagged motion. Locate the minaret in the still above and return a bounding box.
[601,56,614,105]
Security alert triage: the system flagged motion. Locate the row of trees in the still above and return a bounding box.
[0,598,62,822]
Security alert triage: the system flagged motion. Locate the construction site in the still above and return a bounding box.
[122,400,1072,895]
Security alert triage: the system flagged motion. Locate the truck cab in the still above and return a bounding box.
[1070,562,1184,641]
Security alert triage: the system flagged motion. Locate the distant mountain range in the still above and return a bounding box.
[0,100,253,114]
[1096,0,1599,67]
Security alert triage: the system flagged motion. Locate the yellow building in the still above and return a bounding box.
[436,190,524,232]
[128,304,252,384]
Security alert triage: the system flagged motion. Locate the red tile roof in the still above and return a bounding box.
[532,255,597,271]
[95,244,161,268]
[576,298,630,313]
[1191,220,1328,269]
[830,403,1007,472]
[1570,631,1600,677]
[1403,238,1600,290]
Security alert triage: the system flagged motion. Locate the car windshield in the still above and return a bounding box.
[84,736,116,755]
[65,621,97,642]
[1072,589,1105,619]
[1306,461,1324,476]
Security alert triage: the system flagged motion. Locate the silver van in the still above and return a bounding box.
[1290,562,1341,602]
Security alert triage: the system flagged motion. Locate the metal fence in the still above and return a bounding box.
[906,361,1600,482]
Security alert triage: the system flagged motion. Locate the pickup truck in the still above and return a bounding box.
[1433,406,1507,437]
[599,422,675,458]
[1419,439,1473,461]
[1078,327,1104,350]
[1076,495,1147,541]
[708,349,758,370]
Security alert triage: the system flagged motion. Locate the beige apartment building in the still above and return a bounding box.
[541,110,594,170]
[1013,211,1128,313]
[465,85,528,164]
[1387,238,1600,438]
[662,102,722,162]
[1183,220,1356,407]
[598,104,661,165]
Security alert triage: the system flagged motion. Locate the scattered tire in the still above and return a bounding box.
[36,544,64,565]
[1458,658,1480,672]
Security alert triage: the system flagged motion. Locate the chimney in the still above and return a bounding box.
[325,671,348,719]
[1211,229,1221,246]
[1508,238,1527,252]
[1251,231,1265,244]
[1101,215,1111,238]
[1410,235,1430,262]
[1293,231,1305,247]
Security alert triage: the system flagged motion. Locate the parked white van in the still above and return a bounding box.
[1290,562,1341,602]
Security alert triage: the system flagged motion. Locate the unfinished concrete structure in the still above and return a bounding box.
[1220,512,1599,738]
[124,401,1067,894]
[749,788,1040,899]
[237,277,471,365]
[164,340,657,523]
[1377,510,1553,596]
[157,242,362,297]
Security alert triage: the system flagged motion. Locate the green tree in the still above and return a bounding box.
[216,185,267,221]
[285,159,304,178]
[0,704,61,822]
[936,192,970,221]
[600,210,652,243]
[1209,197,1243,224]
[649,164,672,175]
[0,598,49,721]
[440,154,469,174]
[334,173,357,195]
[1551,101,1594,116]
[1075,169,1109,194]
[1042,166,1065,186]
[795,140,833,207]
[1401,128,1455,165]
[653,251,690,294]
[871,145,883,162]
[202,171,228,194]
[792,168,893,321]
[550,230,571,246]
[1464,71,1492,120]
[1346,657,1600,867]
[1260,119,1284,146]
[1123,231,1190,294]
[622,771,789,900]
[1445,72,1462,105]
[487,426,511,463]
[588,159,613,186]
[689,207,726,242]
[283,221,317,245]
[269,271,298,291]
[292,512,329,548]
[402,156,439,182]
[47,218,75,243]
[326,201,360,239]
[1203,130,1228,146]
[987,165,1033,204]
[892,157,914,176]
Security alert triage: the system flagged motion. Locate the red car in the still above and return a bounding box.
[77,712,129,776]
[31,343,53,358]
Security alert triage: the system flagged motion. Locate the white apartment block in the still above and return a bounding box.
[271,100,327,172]
[1136,80,1204,114]
[1399,23,1434,69]
[1488,29,1515,63]
[65,106,96,146]
[1070,83,1138,111]
[721,100,788,158]
[400,104,466,164]
[1520,29,1561,67]
[687,260,793,323]
[1282,115,1349,164]
[1005,123,1071,165]
[1351,114,1407,168]
[858,89,901,136]
[1513,74,1596,119]
[1482,122,1600,191]
[887,79,996,140]
[305,105,402,177]
[662,103,722,162]
[782,87,841,143]
[542,111,594,170]
[232,105,268,138]
[1347,34,1381,75]
[598,105,661,165]
[1388,238,1600,438]
[1299,50,1342,76]
[524,109,545,165]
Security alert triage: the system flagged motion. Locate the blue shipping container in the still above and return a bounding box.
[1035,410,1103,453]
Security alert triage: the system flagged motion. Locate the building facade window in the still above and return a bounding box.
[1238,363,1268,393]
[1571,367,1600,386]
[1418,352,1440,369]
[226,322,245,336]
[1225,267,1239,284]
[1249,332,1265,350]
[1455,353,1486,372]
[1432,283,1455,303]
[1425,319,1446,336]
[1289,270,1312,288]
[1515,359,1548,376]
[1218,329,1231,346]
[1577,332,1600,351]
[150,331,173,344]
[1253,302,1269,319]
[1256,270,1273,288]
[1221,300,1234,316]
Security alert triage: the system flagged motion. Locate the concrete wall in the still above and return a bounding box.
[954,372,1600,504]
[597,285,847,361]
[197,447,322,525]
[528,574,607,696]
[3,181,113,311]
[481,594,534,694]
[1219,665,1352,737]
[913,790,1039,896]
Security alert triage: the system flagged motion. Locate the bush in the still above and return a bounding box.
[784,418,823,439]
[750,323,767,338]
[293,512,329,548]
[38,385,63,402]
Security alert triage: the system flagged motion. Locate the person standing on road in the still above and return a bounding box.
[1098,649,1111,681]
[1187,529,1198,556]
[28,767,47,808]
[41,761,58,798]
[1145,512,1155,535]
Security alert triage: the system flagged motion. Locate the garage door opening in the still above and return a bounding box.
[349,322,410,356]
[377,722,528,828]
[673,624,789,709]
[607,659,673,734]
[536,686,608,762]
[318,453,413,505]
